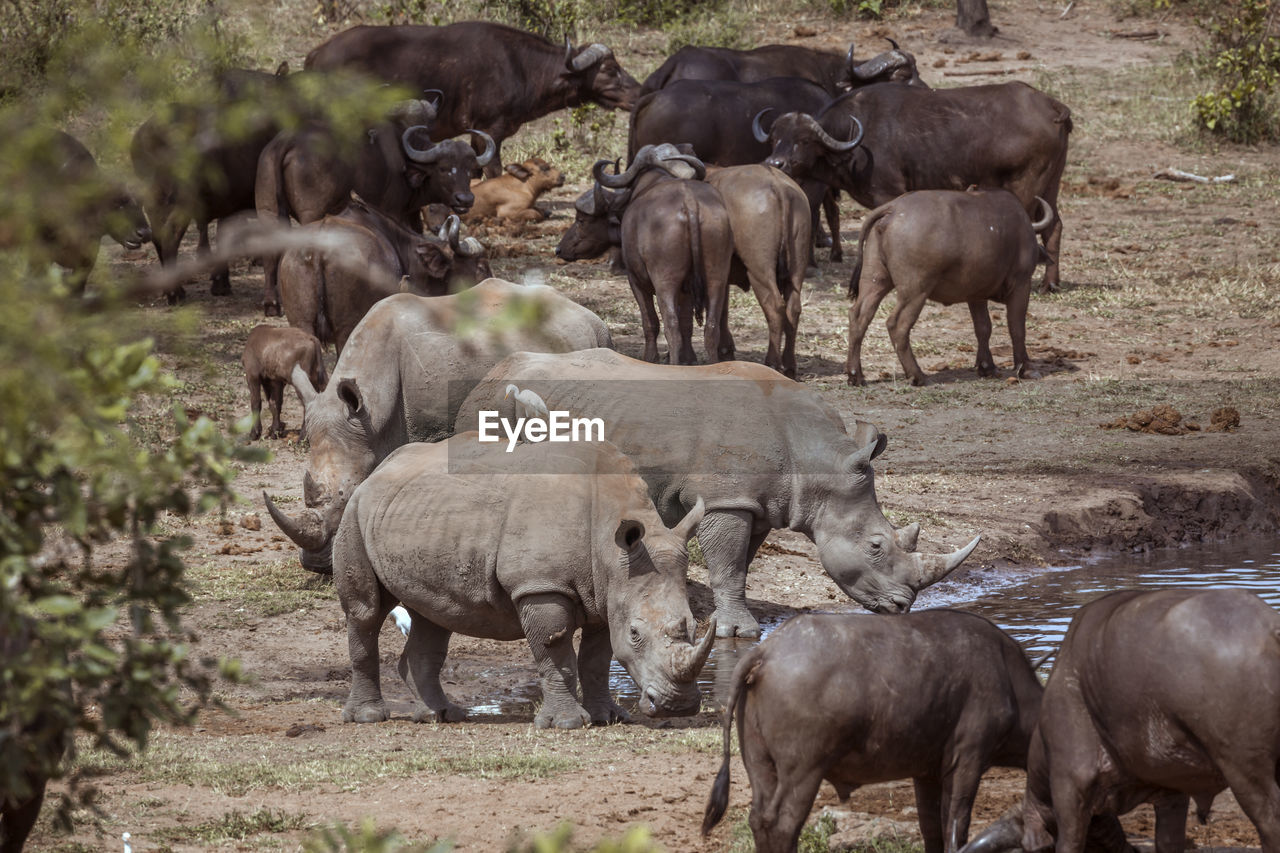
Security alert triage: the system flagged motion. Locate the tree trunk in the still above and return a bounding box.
[957,0,997,37]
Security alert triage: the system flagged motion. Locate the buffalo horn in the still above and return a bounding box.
[956,812,1024,853]
[1030,196,1054,233]
[659,151,706,180]
[422,88,444,110]
[852,49,909,81]
[457,236,485,257]
[436,217,451,241]
[751,108,774,144]
[915,534,981,587]
[401,125,441,163]
[798,113,863,153]
[571,42,613,72]
[264,491,330,552]
[886,36,901,50]
[594,150,650,189]
[673,617,717,681]
[466,129,496,167]
[444,215,461,249]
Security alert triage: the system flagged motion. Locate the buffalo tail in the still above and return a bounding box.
[848,205,890,300]
[687,197,707,327]
[314,235,333,347]
[701,645,757,836]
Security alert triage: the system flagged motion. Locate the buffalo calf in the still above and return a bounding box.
[465,157,564,222]
[847,188,1053,386]
[703,611,1043,853]
[243,325,327,440]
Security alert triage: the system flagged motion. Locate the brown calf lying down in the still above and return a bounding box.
[464,157,564,222]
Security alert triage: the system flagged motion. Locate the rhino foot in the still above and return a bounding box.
[535,704,591,730]
[342,701,389,724]
[414,703,467,723]
[586,700,632,726]
[714,609,761,638]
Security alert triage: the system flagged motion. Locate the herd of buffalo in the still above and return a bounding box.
[2,15,1278,853]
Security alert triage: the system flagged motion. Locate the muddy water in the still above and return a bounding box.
[468,538,1280,716]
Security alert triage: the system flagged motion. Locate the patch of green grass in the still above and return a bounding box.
[187,557,337,617]
[151,807,310,844]
[75,734,579,795]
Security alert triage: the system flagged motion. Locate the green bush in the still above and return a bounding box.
[1189,0,1280,142]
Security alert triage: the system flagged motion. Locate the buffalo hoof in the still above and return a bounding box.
[830,248,843,263]
[165,286,186,306]
[846,372,866,387]
[263,301,282,318]
[414,703,467,723]
[910,374,930,387]
[977,362,998,377]
[1038,279,1059,295]
[714,610,761,638]
[210,277,232,297]
[586,700,632,726]
[535,705,591,730]
[342,701,389,724]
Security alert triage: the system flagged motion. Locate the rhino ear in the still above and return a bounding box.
[849,420,888,460]
[615,519,646,553]
[338,378,363,419]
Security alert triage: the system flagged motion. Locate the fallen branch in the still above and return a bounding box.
[1059,0,1074,18]
[943,68,1027,77]
[1108,29,1162,40]
[1153,167,1236,184]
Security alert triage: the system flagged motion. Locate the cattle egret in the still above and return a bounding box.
[390,605,412,637]
[123,833,132,853]
[505,384,549,422]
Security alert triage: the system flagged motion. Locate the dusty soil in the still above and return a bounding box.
[28,0,1280,850]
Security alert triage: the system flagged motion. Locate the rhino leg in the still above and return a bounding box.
[915,776,946,853]
[334,520,393,723]
[519,593,590,730]
[968,300,997,378]
[578,624,631,726]
[397,615,467,723]
[697,509,760,638]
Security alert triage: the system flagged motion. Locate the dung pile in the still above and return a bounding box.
[1100,405,1241,434]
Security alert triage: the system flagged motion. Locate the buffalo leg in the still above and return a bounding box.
[749,765,826,853]
[886,291,931,386]
[747,269,788,375]
[845,275,893,386]
[247,375,264,441]
[629,278,661,363]
[1004,286,1037,378]
[578,624,630,725]
[941,759,985,853]
[697,509,759,638]
[1152,795,1190,853]
[153,209,191,305]
[783,281,803,379]
[914,777,946,853]
[1,776,47,853]
[1039,213,1062,294]
[518,593,590,730]
[703,275,728,366]
[823,189,842,262]
[1221,760,1280,853]
[267,379,286,439]
[1048,773,1092,853]
[199,220,232,296]
[397,614,467,723]
[653,280,694,365]
[718,297,736,361]
[968,300,996,377]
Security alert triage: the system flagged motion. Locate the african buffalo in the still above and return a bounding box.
[454,348,980,636]
[263,281,613,573]
[628,76,840,259]
[464,156,565,222]
[333,436,714,728]
[760,81,1072,291]
[960,588,1280,853]
[304,22,640,176]
[255,94,494,315]
[0,129,150,292]
[702,611,1045,853]
[243,325,327,441]
[640,40,922,96]
[278,203,490,354]
[705,165,810,378]
[846,189,1055,386]
[131,65,293,303]
[590,144,734,365]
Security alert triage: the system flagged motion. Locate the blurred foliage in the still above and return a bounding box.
[507,824,662,852]
[482,0,580,40]
[823,0,947,19]
[302,819,453,853]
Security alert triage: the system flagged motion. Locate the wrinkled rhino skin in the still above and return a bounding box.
[455,348,979,637]
[332,434,714,729]
[702,611,1043,853]
[264,279,613,572]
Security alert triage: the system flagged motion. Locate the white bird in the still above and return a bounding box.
[390,605,412,637]
[123,832,132,853]
[505,384,549,423]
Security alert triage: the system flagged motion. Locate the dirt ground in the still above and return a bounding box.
[26,0,1280,850]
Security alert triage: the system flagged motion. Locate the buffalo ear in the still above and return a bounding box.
[415,242,453,280]
[406,168,426,189]
[615,519,646,553]
[337,378,363,418]
[505,163,531,181]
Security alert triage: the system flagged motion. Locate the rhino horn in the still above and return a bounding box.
[264,491,330,552]
[914,534,981,588]
[894,522,920,552]
[291,362,318,408]
[673,617,717,682]
[958,811,1025,853]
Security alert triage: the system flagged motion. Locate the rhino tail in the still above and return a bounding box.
[848,205,891,300]
[687,198,707,327]
[702,646,759,836]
